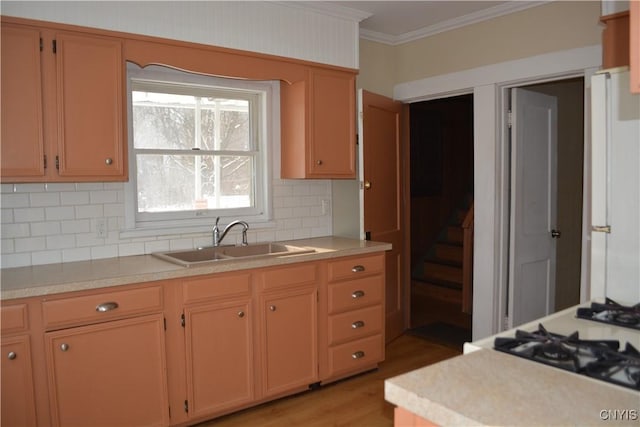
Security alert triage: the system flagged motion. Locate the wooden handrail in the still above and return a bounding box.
[461,202,474,314]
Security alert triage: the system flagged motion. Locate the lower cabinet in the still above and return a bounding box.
[184,298,254,418]
[1,335,37,427]
[44,314,169,427]
[259,285,318,397]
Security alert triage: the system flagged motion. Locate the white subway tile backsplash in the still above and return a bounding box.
[1,193,30,208]
[15,236,46,252]
[1,177,332,268]
[13,208,45,223]
[29,192,60,207]
[32,250,63,265]
[61,191,90,206]
[45,207,75,221]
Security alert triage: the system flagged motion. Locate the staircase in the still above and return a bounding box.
[411,201,473,327]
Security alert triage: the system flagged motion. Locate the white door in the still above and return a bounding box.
[509,88,558,327]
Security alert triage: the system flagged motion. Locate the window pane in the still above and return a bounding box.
[132,92,197,150]
[136,154,253,213]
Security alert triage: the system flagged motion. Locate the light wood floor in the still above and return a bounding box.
[197,334,460,427]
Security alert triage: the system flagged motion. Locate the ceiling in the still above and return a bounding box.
[327,1,548,45]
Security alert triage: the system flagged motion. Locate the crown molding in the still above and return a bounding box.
[361,1,550,46]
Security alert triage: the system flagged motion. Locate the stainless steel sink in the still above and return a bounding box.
[152,243,315,267]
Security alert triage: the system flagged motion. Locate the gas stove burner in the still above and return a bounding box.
[494,324,640,391]
[576,298,640,330]
[613,312,639,325]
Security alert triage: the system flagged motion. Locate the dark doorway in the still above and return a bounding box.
[409,93,474,332]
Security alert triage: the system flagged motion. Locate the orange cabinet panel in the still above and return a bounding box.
[328,275,384,314]
[1,303,29,334]
[42,284,163,330]
[184,298,254,418]
[327,334,383,378]
[1,335,37,427]
[260,286,318,397]
[0,24,45,179]
[55,32,125,179]
[328,305,382,346]
[0,18,127,182]
[327,253,385,282]
[44,314,169,427]
[281,68,356,179]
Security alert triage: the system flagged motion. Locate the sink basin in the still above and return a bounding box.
[152,243,315,267]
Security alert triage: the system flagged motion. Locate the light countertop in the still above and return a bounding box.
[385,348,640,426]
[0,236,391,300]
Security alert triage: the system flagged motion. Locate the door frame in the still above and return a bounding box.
[394,45,601,339]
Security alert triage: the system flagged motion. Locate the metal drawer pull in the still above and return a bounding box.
[96,302,119,312]
[352,351,365,359]
[269,305,277,312]
[60,343,69,352]
[351,290,365,299]
[105,157,113,165]
[351,265,365,273]
[351,321,365,329]
[7,352,16,360]
[238,311,245,318]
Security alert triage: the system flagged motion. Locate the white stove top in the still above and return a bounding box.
[464,300,640,354]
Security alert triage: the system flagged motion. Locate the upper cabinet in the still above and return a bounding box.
[281,69,356,179]
[1,19,127,183]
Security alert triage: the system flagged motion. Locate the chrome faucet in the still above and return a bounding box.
[213,217,249,247]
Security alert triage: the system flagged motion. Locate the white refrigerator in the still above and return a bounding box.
[591,67,640,304]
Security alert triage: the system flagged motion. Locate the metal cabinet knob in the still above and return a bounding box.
[96,302,119,312]
[364,181,372,190]
[7,351,16,360]
[269,305,277,312]
[238,311,245,318]
[351,265,365,273]
[351,290,365,299]
[316,160,323,165]
[60,343,69,352]
[352,351,365,359]
[105,158,113,165]
[551,229,561,238]
[351,321,365,329]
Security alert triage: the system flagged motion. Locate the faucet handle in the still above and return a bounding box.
[215,217,220,226]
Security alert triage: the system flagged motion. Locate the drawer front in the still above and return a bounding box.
[327,254,384,283]
[328,305,382,346]
[327,334,383,377]
[183,272,251,304]
[42,285,163,330]
[259,263,317,291]
[328,275,383,314]
[0,304,28,334]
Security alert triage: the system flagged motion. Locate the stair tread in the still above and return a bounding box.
[424,258,463,269]
[412,276,463,290]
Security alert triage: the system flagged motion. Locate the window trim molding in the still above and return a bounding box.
[123,63,278,237]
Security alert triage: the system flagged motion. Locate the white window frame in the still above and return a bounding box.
[124,63,277,236]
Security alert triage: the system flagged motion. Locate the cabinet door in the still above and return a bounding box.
[0,24,45,179]
[45,314,169,427]
[184,299,253,418]
[309,69,355,178]
[55,32,126,179]
[1,335,37,427]
[261,287,317,397]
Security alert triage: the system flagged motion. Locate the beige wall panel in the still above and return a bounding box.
[394,1,601,84]
[357,39,397,97]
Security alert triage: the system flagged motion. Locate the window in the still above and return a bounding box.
[125,65,276,232]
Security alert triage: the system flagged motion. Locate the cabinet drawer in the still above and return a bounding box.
[259,263,317,291]
[0,304,28,334]
[327,334,383,377]
[42,285,162,330]
[328,275,383,314]
[328,305,382,346]
[183,272,250,304]
[327,254,384,283]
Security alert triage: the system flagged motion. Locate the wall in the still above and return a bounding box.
[0,2,361,269]
[393,1,602,84]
